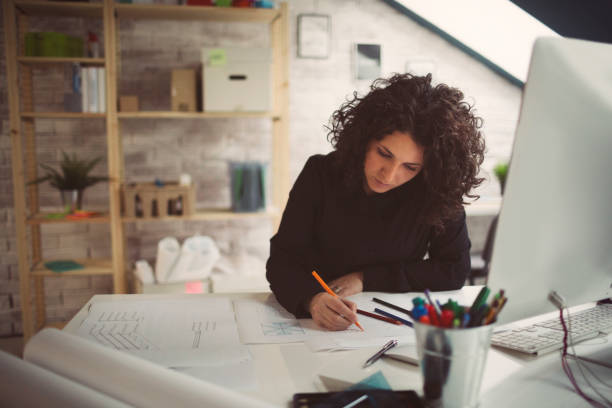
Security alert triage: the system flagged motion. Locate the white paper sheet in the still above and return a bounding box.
[306,336,415,352]
[315,346,423,392]
[174,357,257,391]
[234,289,483,347]
[75,298,250,367]
[234,293,414,345]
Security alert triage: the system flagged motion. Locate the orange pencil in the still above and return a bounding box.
[311,270,365,331]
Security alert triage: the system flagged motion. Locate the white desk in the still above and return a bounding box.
[64,291,612,408]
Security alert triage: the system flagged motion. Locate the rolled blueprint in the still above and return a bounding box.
[167,235,220,283]
[155,236,180,283]
[24,328,275,408]
[0,350,129,408]
[134,259,155,284]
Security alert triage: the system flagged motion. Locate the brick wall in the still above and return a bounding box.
[0,0,520,336]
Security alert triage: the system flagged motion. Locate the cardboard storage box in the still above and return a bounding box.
[119,95,139,112]
[122,182,195,218]
[201,47,271,112]
[171,69,197,112]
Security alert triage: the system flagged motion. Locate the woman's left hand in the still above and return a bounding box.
[329,271,364,297]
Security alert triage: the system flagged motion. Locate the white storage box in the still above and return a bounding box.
[133,276,211,294]
[201,47,272,112]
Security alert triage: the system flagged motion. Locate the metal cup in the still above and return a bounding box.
[414,321,493,408]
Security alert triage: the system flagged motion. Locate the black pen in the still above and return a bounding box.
[363,339,398,368]
[372,297,413,318]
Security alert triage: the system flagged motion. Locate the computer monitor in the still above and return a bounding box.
[486,37,612,325]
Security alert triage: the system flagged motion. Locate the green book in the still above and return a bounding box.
[44,260,84,273]
[24,33,36,56]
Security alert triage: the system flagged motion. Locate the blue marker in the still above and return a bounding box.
[412,305,427,320]
[461,313,471,328]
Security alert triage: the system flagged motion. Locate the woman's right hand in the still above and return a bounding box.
[308,292,358,331]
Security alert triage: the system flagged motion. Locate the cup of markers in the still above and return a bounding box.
[412,287,507,408]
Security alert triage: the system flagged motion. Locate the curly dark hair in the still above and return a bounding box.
[326,73,486,231]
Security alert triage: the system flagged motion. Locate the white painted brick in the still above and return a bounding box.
[61,289,96,310]
[91,276,113,291]
[45,276,91,292]
[89,245,112,259]
[0,322,14,336]
[42,247,89,261]
[41,223,89,235]
[45,306,72,321]
[0,308,22,324]
[58,234,92,248]
[0,295,10,309]
[40,292,63,308]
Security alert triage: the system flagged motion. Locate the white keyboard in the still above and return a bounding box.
[491,304,612,355]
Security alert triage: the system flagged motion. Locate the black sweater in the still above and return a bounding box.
[266,153,471,317]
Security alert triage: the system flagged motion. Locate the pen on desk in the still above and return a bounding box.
[311,271,364,331]
[357,309,402,325]
[374,308,414,327]
[342,394,369,408]
[363,339,398,368]
[372,297,413,318]
[382,352,419,366]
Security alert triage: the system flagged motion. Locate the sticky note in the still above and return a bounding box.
[208,49,227,66]
[185,281,204,294]
[348,371,392,390]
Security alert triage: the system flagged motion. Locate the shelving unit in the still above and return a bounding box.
[3,0,289,342]
[112,1,290,225]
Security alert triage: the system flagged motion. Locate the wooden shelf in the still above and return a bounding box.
[27,212,110,225]
[122,209,277,223]
[4,0,288,342]
[32,259,113,277]
[116,3,279,23]
[21,112,106,119]
[17,56,105,65]
[15,1,103,18]
[118,111,275,119]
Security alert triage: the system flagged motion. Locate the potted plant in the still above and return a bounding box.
[28,151,110,213]
[493,162,509,195]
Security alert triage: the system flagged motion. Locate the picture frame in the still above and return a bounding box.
[297,14,331,59]
[354,43,381,80]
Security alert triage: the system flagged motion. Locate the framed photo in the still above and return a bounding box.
[354,43,381,80]
[297,14,330,59]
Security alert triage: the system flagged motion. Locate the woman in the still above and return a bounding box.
[266,73,486,331]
